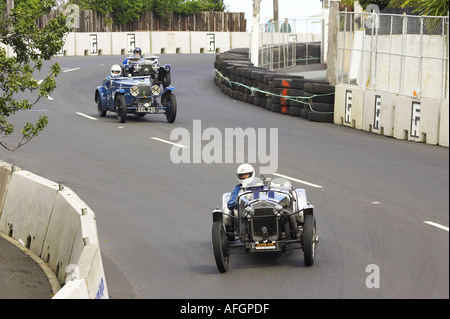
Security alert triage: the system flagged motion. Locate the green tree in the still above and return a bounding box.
[357,0,390,10]
[401,0,449,16]
[1,0,69,151]
[111,0,144,25]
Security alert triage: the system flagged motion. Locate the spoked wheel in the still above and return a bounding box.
[303,214,317,267]
[212,220,229,273]
[115,94,127,123]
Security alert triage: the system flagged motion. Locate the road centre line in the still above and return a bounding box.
[63,67,80,73]
[147,140,322,189]
[272,173,323,188]
[151,137,187,148]
[76,112,97,120]
[424,221,449,232]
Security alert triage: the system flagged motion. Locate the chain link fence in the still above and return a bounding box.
[337,11,449,100]
[258,17,323,70]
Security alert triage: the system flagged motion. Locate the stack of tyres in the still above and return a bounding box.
[213,49,252,94]
[295,42,321,65]
[303,82,335,123]
[213,49,335,124]
[268,76,305,115]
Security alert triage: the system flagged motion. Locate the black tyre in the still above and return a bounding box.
[115,94,127,123]
[308,112,334,123]
[212,220,229,273]
[304,92,335,104]
[303,214,317,267]
[301,108,310,119]
[163,71,171,88]
[96,93,106,117]
[162,92,177,123]
[289,106,303,117]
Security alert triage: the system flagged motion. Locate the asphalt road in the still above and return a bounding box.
[1,54,448,299]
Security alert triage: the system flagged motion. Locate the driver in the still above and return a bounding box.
[123,46,142,65]
[122,47,142,76]
[227,163,255,210]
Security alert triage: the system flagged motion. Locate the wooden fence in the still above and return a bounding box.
[37,10,247,32]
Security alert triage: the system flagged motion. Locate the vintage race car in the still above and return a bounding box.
[94,56,176,123]
[123,54,171,87]
[212,176,318,273]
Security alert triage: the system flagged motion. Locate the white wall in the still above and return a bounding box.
[58,31,251,57]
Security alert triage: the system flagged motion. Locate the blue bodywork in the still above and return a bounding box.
[95,58,176,123]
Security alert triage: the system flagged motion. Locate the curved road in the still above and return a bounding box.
[2,54,448,299]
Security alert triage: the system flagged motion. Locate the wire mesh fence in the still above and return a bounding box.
[258,17,323,70]
[337,11,449,100]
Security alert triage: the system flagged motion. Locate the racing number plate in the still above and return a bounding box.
[255,242,276,250]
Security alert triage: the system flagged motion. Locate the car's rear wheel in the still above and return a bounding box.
[212,220,229,273]
[115,94,127,123]
[163,72,171,88]
[303,214,317,267]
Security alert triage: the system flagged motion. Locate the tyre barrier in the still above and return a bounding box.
[214,49,335,123]
[259,42,322,69]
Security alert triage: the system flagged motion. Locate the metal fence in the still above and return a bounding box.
[258,17,323,70]
[337,11,449,100]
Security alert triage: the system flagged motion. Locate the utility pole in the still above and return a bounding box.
[273,0,279,28]
[6,0,14,16]
[250,0,260,66]
[6,0,14,32]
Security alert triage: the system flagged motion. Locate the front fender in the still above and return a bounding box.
[95,86,108,108]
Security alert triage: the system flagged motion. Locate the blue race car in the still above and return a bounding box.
[94,56,176,123]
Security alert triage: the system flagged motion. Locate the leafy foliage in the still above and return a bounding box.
[1,0,69,151]
[72,0,227,25]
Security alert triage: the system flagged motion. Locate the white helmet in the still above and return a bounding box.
[110,64,121,77]
[236,163,255,187]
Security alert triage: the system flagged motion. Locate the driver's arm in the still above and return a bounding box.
[227,185,241,210]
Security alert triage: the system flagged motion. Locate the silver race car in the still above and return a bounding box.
[212,176,318,272]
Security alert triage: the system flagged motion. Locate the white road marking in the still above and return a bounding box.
[271,172,322,188]
[63,67,80,73]
[151,137,186,148]
[76,112,97,120]
[424,221,449,232]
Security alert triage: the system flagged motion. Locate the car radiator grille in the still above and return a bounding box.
[137,86,152,97]
[252,208,278,238]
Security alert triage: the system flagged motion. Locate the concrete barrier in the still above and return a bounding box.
[439,100,449,147]
[0,160,19,221]
[334,85,365,129]
[58,31,251,57]
[363,90,395,137]
[393,96,441,144]
[334,84,447,146]
[0,162,108,299]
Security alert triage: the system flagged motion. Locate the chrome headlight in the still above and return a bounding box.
[130,86,139,97]
[151,85,161,96]
[152,63,160,73]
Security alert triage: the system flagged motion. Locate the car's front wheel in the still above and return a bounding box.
[96,93,106,117]
[212,220,229,273]
[303,214,317,267]
[115,94,127,123]
[162,92,177,123]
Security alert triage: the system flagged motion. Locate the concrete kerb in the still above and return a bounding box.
[0,160,108,299]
